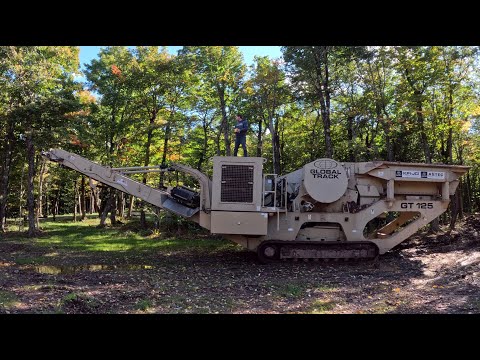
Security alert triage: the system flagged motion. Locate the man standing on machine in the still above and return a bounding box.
[233,113,248,157]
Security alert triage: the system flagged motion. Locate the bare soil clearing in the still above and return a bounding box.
[1,216,479,314]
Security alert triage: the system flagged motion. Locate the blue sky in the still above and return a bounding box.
[79,46,282,71]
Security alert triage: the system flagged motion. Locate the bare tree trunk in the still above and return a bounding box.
[272,132,281,175]
[99,204,110,226]
[414,97,437,231]
[416,106,432,163]
[309,111,320,161]
[347,115,355,162]
[160,121,171,188]
[140,110,156,228]
[37,158,46,221]
[18,164,25,230]
[99,187,111,227]
[449,192,459,231]
[26,130,37,237]
[0,168,10,230]
[375,104,394,162]
[52,186,60,221]
[217,87,231,156]
[44,183,48,218]
[73,179,78,222]
[140,206,147,227]
[109,190,117,225]
[458,179,464,219]
[0,117,15,232]
[92,186,100,214]
[256,116,263,157]
[446,76,454,164]
[465,172,472,213]
[446,87,458,229]
[80,176,87,220]
[382,113,393,161]
[127,195,134,218]
[117,191,124,218]
[54,199,59,218]
[215,130,222,156]
[403,67,431,163]
[197,114,210,171]
[90,191,94,214]
[430,216,441,233]
[311,46,333,158]
[266,105,281,174]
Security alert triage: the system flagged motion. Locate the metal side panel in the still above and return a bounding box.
[356,184,380,197]
[162,198,199,218]
[211,211,268,235]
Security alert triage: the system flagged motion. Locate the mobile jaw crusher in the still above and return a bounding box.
[42,149,469,262]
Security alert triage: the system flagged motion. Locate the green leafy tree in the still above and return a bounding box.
[248,56,289,174]
[283,46,343,158]
[0,46,80,235]
[180,46,246,156]
[85,46,139,226]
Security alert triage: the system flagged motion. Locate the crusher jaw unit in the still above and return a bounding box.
[42,149,469,262]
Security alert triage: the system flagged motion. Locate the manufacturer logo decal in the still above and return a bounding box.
[395,170,445,179]
[310,168,341,179]
[314,160,338,169]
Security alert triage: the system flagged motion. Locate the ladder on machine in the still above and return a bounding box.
[262,174,288,231]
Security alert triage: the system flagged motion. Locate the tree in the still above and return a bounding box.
[128,46,172,227]
[248,56,288,174]
[180,46,246,156]
[356,47,397,161]
[84,47,138,162]
[85,46,139,226]
[283,46,338,158]
[0,46,80,236]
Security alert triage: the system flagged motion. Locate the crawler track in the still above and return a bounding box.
[257,240,379,264]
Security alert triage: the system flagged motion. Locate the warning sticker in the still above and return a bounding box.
[395,170,445,179]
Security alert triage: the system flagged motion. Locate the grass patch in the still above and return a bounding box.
[15,256,47,265]
[4,215,239,254]
[370,301,395,314]
[223,298,238,312]
[60,292,103,313]
[309,299,335,314]
[0,290,19,309]
[276,284,306,298]
[135,299,154,311]
[62,293,79,302]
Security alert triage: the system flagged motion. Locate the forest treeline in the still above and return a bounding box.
[1,46,480,236]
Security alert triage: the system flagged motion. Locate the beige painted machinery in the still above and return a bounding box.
[42,149,469,262]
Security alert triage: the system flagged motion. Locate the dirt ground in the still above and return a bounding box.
[1,216,480,314]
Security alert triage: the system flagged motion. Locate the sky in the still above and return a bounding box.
[79,46,282,71]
